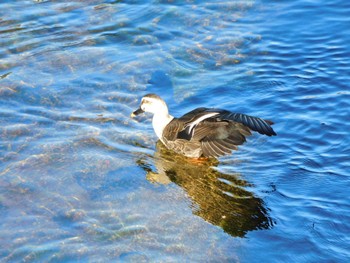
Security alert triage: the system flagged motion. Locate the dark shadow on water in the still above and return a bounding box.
[137,141,274,238]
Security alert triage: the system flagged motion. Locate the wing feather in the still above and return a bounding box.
[221,112,276,136]
[210,141,228,156]
[208,141,223,156]
[214,140,232,153]
[201,141,212,157]
[202,141,215,157]
[223,139,238,151]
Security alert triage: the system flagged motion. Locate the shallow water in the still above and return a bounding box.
[1,0,350,262]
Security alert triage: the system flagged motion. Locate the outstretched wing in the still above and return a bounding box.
[174,108,276,140]
[162,107,276,158]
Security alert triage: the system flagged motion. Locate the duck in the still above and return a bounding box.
[131,94,276,158]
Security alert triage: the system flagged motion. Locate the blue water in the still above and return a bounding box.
[1,0,350,262]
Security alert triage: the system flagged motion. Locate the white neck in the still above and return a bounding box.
[152,112,174,142]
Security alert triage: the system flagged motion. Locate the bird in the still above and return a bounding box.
[131,94,276,158]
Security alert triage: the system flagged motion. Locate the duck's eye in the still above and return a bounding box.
[141,100,150,109]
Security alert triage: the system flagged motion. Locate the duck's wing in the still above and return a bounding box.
[163,108,276,157]
[176,108,276,139]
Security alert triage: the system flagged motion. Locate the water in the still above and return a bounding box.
[1,0,349,262]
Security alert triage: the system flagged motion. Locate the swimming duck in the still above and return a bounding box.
[131,94,276,158]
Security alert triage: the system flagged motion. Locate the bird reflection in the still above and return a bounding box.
[137,141,274,237]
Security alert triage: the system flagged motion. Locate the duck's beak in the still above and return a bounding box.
[130,107,144,118]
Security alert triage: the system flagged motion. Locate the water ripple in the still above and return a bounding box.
[1,0,350,261]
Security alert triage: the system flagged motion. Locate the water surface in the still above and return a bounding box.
[1,0,350,262]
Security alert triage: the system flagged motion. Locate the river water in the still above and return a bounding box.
[1,0,349,262]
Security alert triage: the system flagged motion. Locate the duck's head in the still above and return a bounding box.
[131,94,168,117]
